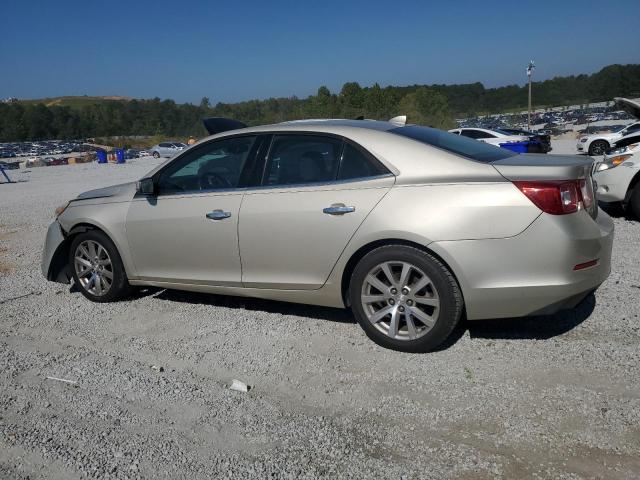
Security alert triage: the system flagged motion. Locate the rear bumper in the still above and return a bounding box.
[431,209,614,320]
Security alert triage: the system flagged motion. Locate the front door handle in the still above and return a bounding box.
[206,210,231,220]
[323,204,356,215]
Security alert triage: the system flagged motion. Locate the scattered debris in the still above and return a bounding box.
[150,365,164,372]
[230,379,250,393]
[45,376,78,386]
[0,291,41,304]
[463,367,474,382]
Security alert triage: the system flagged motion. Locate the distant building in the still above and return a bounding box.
[2,97,19,103]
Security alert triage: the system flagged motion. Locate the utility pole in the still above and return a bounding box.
[527,60,535,131]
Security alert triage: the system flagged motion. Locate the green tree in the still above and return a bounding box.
[398,88,455,129]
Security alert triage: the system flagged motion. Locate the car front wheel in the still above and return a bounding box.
[69,230,132,302]
[588,140,608,156]
[153,151,160,158]
[349,245,463,352]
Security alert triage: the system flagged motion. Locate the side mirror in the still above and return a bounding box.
[136,177,155,195]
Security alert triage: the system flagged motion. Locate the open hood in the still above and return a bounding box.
[202,117,248,135]
[613,97,640,120]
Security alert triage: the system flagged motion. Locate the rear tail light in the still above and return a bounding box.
[514,180,594,215]
[578,178,594,209]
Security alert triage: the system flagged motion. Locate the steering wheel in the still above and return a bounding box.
[199,171,232,190]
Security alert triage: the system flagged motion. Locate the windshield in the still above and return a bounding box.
[390,125,517,163]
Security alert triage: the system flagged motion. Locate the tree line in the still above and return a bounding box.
[1,64,638,142]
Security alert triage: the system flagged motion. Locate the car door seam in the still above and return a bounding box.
[238,192,245,286]
[317,179,397,290]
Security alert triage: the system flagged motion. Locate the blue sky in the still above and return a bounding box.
[1,0,639,104]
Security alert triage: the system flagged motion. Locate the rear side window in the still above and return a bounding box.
[337,143,385,180]
[391,125,516,163]
[264,135,343,186]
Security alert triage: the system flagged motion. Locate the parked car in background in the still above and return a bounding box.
[150,142,187,158]
[594,131,640,218]
[125,149,146,159]
[42,117,612,352]
[577,98,640,156]
[0,160,20,169]
[498,128,552,153]
[448,127,528,147]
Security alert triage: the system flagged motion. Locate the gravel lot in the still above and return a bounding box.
[1,152,639,479]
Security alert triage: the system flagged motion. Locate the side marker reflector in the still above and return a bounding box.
[573,259,598,271]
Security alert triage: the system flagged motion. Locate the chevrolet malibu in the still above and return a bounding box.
[42,118,614,352]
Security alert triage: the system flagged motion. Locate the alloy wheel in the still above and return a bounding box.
[74,240,113,296]
[590,142,607,156]
[360,261,440,341]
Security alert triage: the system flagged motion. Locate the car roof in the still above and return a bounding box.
[196,118,404,146]
[164,119,501,185]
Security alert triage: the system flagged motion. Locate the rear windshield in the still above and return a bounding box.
[390,125,517,163]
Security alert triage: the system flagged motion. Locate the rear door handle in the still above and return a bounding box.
[206,210,231,220]
[323,204,356,215]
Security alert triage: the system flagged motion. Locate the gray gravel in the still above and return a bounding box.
[1,156,639,479]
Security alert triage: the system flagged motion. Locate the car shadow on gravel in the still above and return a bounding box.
[151,288,596,347]
[153,289,356,324]
[462,292,596,342]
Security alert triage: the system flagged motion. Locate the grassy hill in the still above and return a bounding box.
[18,95,132,108]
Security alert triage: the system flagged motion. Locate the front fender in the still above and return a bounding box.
[41,221,70,283]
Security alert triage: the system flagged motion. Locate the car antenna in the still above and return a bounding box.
[388,115,407,125]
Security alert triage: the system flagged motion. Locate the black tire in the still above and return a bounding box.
[152,151,160,158]
[349,245,463,353]
[588,140,609,156]
[629,183,640,219]
[69,230,132,302]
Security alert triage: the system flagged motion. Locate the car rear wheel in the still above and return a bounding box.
[152,151,160,158]
[349,245,463,352]
[588,140,608,156]
[69,230,132,302]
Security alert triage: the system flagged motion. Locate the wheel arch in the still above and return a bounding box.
[47,221,121,283]
[625,170,640,200]
[340,238,466,308]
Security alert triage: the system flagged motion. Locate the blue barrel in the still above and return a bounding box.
[115,149,125,164]
[499,141,528,153]
[96,149,107,163]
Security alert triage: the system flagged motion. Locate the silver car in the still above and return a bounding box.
[150,142,187,158]
[42,118,613,352]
